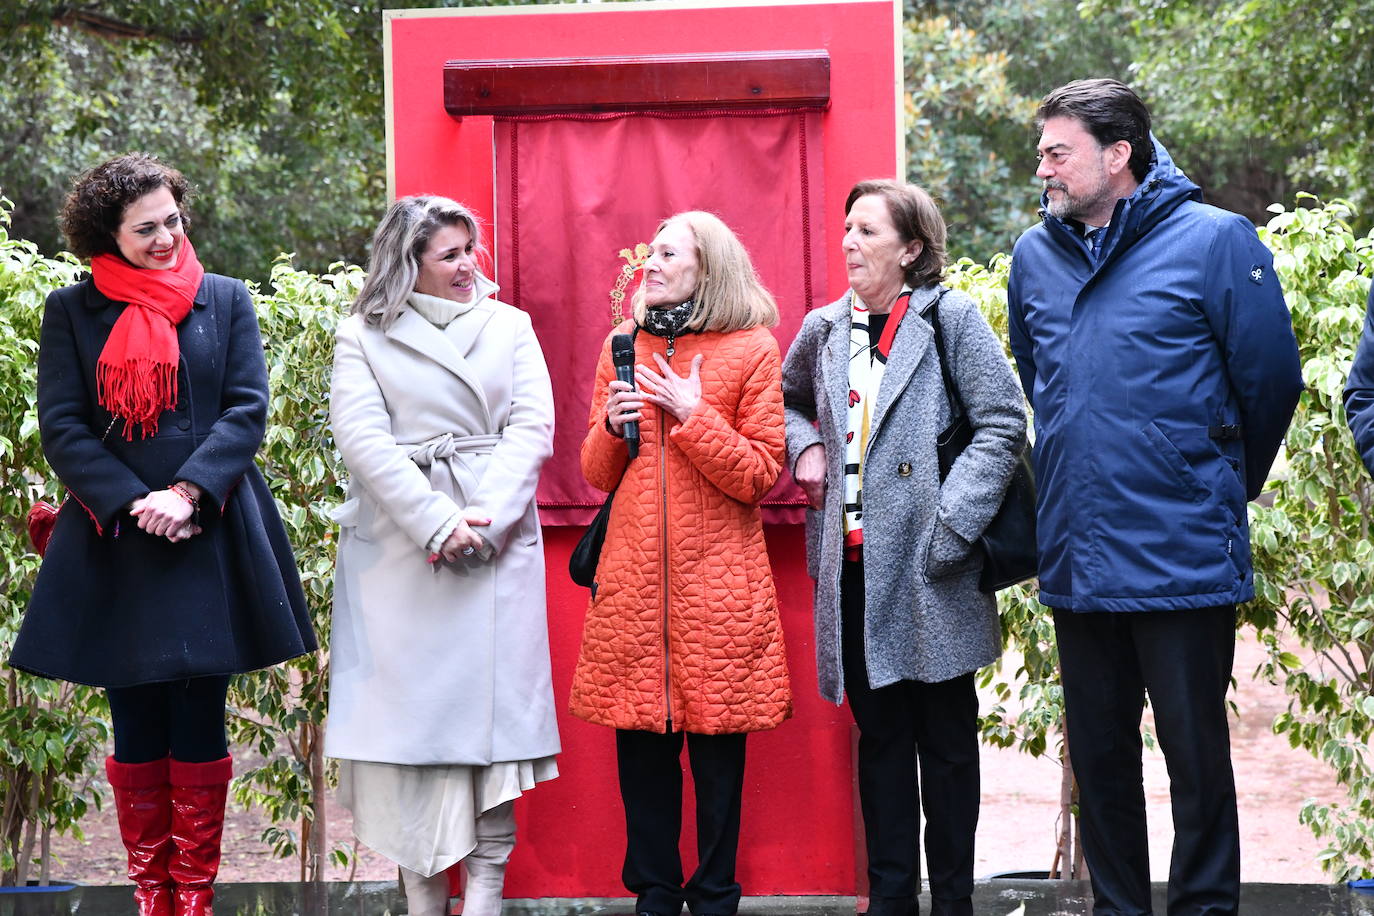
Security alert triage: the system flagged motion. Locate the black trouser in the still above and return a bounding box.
[106,675,231,764]
[1054,605,1240,916]
[616,727,748,916]
[841,560,978,916]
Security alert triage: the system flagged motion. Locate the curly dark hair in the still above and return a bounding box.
[58,153,192,260]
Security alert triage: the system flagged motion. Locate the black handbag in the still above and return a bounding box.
[927,297,1038,593]
[569,330,640,589]
[569,490,614,588]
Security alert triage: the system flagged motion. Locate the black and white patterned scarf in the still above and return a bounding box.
[639,300,695,356]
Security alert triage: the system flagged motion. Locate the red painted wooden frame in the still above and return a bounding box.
[386,1,902,899]
[443,49,830,118]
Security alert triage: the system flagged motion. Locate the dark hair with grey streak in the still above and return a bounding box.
[352,195,484,330]
[59,153,192,260]
[845,179,948,288]
[1036,78,1153,183]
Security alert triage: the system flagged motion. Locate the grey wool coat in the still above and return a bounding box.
[781,284,1027,703]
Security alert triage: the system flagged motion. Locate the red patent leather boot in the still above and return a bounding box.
[106,756,174,916]
[168,756,232,916]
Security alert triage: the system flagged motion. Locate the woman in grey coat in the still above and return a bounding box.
[781,180,1026,916]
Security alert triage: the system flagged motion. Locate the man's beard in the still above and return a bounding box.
[1044,170,1111,222]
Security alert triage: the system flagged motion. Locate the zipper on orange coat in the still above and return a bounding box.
[658,343,674,734]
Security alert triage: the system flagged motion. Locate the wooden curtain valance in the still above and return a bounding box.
[443,50,830,118]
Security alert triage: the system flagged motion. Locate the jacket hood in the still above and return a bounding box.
[1039,134,1201,259]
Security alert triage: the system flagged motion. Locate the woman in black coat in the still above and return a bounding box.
[9,153,315,916]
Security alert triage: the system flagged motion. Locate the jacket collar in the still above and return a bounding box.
[1038,134,1201,270]
[817,285,940,439]
[870,285,938,432]
[385,296,495,418]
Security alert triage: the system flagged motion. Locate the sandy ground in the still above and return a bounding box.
[48,633,1342,887]
[973,632,1342,882]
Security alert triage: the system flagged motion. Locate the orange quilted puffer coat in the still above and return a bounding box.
[569,322,792,735]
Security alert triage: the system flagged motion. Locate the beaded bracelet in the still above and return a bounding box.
[170,483,200,508]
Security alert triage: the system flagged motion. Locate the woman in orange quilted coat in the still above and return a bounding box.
[570,211,791,916]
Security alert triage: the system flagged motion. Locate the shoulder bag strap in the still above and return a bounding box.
[923,289,966,422]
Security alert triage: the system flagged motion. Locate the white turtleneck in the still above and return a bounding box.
[408,290,476,328]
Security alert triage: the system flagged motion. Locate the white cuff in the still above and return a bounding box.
[426,512,462,554]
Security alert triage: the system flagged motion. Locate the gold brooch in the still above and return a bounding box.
[609,242,650,326]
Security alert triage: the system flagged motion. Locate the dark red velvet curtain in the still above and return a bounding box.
[495,109,826,525]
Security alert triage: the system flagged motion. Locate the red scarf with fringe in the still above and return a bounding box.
[90,239,204,439]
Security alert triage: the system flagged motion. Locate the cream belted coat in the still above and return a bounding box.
[325,282,560,766]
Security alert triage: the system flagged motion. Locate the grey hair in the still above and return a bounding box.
[352,195,484,329]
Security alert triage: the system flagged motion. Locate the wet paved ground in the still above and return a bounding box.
[1,880,1371,915]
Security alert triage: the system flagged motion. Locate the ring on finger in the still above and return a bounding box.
[461,545,476,556]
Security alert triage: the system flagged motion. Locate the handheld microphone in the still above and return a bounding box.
[610,334,639,460]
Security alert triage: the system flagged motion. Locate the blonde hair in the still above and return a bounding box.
[631,211,779,332]
[352,195,484,329]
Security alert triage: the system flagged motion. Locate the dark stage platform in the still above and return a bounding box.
[2,880,1371,915]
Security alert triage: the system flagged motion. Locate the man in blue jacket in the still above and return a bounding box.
[1345,286,1374,477]
[1007,79,1303,915]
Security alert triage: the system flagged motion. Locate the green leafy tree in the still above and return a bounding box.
[0,4,388,283]
[902,17,1039,265]
[1249,197,1374,880]
[1097,0,1374,228]
[920,0,1318,237]
[0,197,109,887]
[0,1,573,284]
[227,256,363,879]
[900,0,1140,266]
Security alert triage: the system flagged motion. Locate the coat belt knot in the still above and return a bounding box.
[406,432,503,495]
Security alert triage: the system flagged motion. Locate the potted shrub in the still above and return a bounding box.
[224,255,362,880]
[0,196,108,888]
[1247,197,1374,881]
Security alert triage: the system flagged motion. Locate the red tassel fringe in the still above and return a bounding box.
[97,358,177,440]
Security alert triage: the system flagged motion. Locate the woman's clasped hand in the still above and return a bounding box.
[435,512,491,562]
[129,483,204,541]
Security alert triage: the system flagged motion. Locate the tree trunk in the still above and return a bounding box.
[297,720,327,882]
[39,824,51,885]
[1050,713,1089,881]
[16,777,39,887]
[1063,727,1086,880]
[1053,744,1073,878]
[1072,796,1086,880]
[308,722,327,881]
[1,766,21,886]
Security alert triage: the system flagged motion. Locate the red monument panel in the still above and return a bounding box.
[385,0,900,899]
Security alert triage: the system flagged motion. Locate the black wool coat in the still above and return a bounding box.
[9,273,317,688]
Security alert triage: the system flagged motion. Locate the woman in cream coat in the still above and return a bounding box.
[326,195,559,916]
